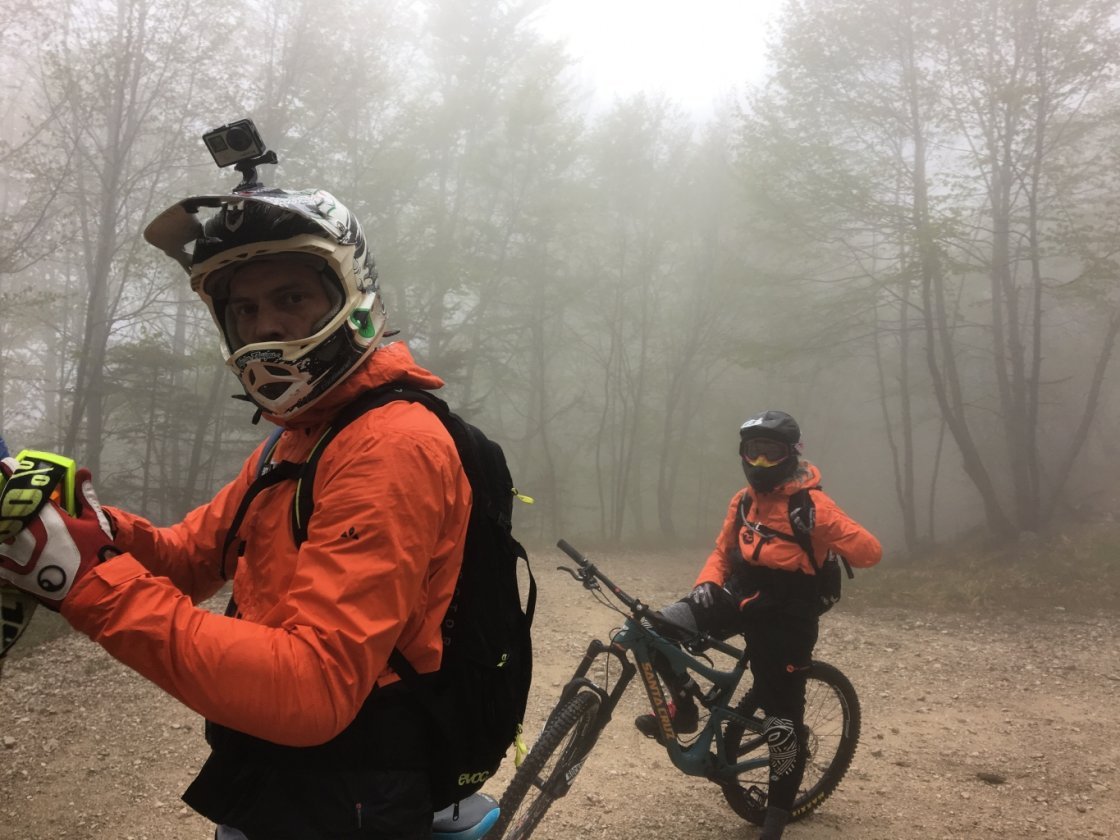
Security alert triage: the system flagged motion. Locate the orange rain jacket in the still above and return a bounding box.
[61,342,471,748]
[696,462,881,588]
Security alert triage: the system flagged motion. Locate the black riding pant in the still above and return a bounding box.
[740,603,818,811]
[190,679,433,839]
[203,766,432,840]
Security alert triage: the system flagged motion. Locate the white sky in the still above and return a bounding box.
[531,0,786,116]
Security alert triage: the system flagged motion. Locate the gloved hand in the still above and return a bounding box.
[789,499,815,534]
[0,464,119,611]
[688,581,720,610]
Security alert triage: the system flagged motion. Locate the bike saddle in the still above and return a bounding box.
[432,792,500,840]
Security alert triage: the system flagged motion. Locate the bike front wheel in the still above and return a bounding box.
[496,689,603,840]
[721,660,860,825]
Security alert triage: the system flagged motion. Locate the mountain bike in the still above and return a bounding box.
[495,539,861,839]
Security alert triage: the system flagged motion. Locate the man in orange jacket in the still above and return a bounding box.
[635,410,881,840]
[0,186,471,838]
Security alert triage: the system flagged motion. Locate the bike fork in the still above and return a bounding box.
[558,638,634,722]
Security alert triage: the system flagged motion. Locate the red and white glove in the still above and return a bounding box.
[0,462,119,611]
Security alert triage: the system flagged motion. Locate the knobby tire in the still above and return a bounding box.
[721,660,860,825]
[496,689,602,840]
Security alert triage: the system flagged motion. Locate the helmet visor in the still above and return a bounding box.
[740,438,792,468]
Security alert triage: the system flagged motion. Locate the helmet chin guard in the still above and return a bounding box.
[233,351,317,416]
[743,457,800,493]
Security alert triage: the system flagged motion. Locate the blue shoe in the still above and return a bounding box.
[432,792,500,840]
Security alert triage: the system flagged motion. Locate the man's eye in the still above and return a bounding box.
[230,303,256,319]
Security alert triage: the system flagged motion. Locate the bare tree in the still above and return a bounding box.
[739,0,1120,542]
[20,0,233,474]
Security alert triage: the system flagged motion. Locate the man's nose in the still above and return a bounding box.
[248,306,287,343]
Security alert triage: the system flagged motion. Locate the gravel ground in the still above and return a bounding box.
[1,547,1117,839]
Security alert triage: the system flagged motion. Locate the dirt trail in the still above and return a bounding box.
[1,548,1117,839]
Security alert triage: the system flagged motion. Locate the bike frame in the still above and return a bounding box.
[553,547,771,785]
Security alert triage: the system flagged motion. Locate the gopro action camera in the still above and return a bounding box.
[203,118,268,169]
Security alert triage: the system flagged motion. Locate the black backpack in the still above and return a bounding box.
[232,384,535,809]
[736,486,853,615]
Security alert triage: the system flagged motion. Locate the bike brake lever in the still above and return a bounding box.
[557,564,601,590]
[685,640,714,665]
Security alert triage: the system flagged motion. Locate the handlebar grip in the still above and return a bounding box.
[556,539,585,564]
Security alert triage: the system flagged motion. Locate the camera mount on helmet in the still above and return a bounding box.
[201,118,278,190]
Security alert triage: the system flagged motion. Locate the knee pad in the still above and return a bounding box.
[763,716,799,779]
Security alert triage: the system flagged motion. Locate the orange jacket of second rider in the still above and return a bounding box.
[695,462,881,588]
[59,342,472,749]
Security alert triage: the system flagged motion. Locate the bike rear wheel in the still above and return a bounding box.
[496,689,603,840]
[721,660,860,825]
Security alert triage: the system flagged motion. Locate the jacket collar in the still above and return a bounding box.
[265,342,446,430]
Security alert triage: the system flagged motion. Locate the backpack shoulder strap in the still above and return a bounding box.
[734,487,753,531]
[219,386,435,593]
[289,384,427,546]
[256,426,285,476]
[220,448,301,581]
[787,485,822,571]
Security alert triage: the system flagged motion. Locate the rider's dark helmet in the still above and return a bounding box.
[738,410,803,492]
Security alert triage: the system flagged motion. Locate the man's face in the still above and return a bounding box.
[225,260,336,347]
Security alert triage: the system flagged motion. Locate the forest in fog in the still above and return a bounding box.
[1,0,1118,555]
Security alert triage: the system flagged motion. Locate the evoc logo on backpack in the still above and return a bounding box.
[458,770,491,786]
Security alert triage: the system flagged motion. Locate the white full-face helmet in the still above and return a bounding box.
[144,187,386,420]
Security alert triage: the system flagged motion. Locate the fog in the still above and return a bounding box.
[1,0,1118,557]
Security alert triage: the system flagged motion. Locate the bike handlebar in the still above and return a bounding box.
[555,538,584,564]
[557,538,640,611]
[556,539,706,645]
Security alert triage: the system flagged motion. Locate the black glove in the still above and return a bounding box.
[789,499,815,534]
[688,581,720,610]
